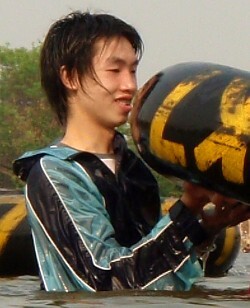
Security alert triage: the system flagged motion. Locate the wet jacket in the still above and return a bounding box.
[13,133,204,292]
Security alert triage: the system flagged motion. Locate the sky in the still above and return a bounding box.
[0,0,250,86]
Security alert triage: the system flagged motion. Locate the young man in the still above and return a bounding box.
[13,11,250,292]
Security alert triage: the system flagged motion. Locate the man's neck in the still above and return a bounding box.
[61,120,115,154]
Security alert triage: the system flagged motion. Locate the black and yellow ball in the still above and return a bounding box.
[130,62,250,204]
[205,225,241,277]
[0,195,38,276]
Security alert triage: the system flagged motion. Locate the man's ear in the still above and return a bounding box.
[60,66,79,90]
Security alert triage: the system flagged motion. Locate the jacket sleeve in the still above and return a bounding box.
[25,155,203,292]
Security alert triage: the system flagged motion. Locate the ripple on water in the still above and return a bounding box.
[0,253,249,307]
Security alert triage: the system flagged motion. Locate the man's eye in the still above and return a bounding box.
[108,68,120,72]
[131,66,138,74]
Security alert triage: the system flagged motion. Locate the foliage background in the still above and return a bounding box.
[0,44,182,197]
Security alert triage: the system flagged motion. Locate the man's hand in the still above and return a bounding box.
[180,182,214,215]
[180,182,250,236]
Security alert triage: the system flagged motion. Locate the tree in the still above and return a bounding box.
[0,44,43,105]
[0,44,61,188]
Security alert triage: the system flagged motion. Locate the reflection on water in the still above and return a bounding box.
[0,253,249,307]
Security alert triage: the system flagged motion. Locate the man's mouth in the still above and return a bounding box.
[116,99,131,105]
[115,96,133,106]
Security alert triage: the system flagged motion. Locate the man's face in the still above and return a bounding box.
[75,36,139,129]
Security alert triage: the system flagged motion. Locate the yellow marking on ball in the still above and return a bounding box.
[195,78,250,184]
[150,71,221,167]
[214,226,236,266]
[221,78,250,134]
[0,197,26,255]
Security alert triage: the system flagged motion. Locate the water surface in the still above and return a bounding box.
[0,253,249,307]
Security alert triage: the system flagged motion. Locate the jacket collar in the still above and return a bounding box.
[13,131,128,181]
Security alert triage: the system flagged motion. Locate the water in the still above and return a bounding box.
[0,253,249,307]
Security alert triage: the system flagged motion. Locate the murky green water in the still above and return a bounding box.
[0,253,249,307]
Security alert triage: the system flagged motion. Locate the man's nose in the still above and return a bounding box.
[121,71,137,93]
